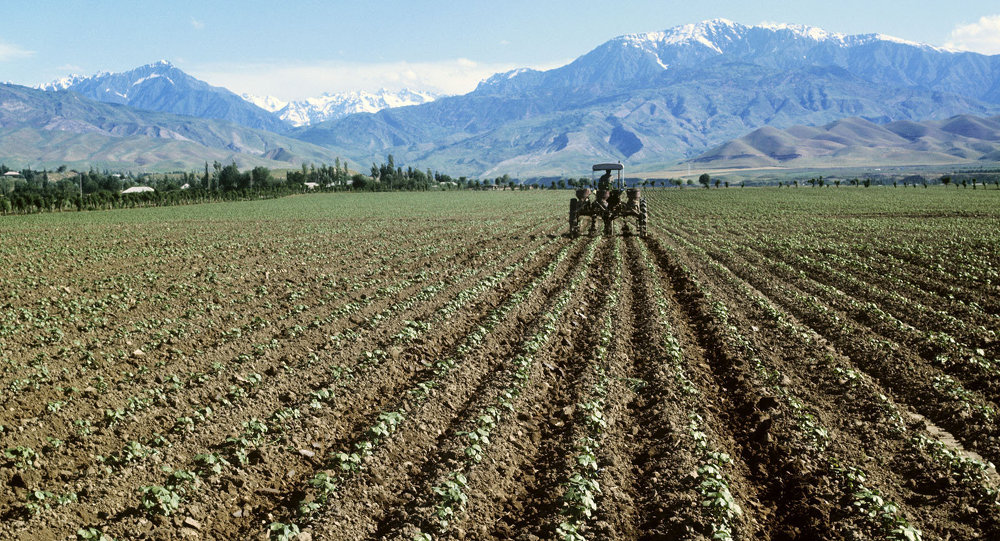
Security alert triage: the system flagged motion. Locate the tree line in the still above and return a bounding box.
[0,162,297,214]
[0,155,531,215]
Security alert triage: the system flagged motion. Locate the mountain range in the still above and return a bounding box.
[9,19,1000,175]
[293,19,1000,175]
[38,63,439,130]
[0,82,341,171]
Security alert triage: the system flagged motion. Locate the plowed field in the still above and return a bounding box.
[1,188,998,541]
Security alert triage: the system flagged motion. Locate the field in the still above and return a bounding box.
[1,188,999,541]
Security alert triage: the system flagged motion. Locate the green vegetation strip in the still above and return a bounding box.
[424,237,600,537]
[555,236,621,541]
[636,240,743,541]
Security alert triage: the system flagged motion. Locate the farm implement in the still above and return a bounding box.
[568,163,648,237]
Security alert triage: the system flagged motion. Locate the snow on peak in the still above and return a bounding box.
[241,93,287,113]
[37,74,88,91]
[239,88,440,126]
[758,22,847,43]
[616,19,944,56]
[38,60,179,92]
[866,33,951,52]
[621,18,747,55]
[131,73,174,87]
[504,68,532,79]
[480,68,539,86]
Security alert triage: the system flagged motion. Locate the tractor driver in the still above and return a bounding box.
[598,170,613,191]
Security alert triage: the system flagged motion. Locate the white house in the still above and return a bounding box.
[121,186,155,194]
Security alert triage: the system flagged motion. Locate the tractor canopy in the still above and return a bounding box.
[591,163,624,172]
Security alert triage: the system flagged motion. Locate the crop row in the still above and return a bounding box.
[261,237,578,537]
[79,235,562,539]
[648,221,1000,538]
[6,231,560,537]
[416,238,601,538]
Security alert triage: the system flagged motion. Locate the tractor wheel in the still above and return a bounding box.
[569,199,580,237]
[639,198,648,237]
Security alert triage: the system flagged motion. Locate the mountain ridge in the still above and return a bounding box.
[691,113,1000,168]
[37,61,290,133]
[16,19,1000,175]
[1,82,345,171]
[294,19,1000,175]
[292,20,1000,175]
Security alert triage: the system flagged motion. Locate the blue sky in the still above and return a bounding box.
[3,1,999,99]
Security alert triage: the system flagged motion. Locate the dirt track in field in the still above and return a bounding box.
[1,190,998,540]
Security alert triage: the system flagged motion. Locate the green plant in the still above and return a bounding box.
[332,451,362,473]
[4,446,38,468]
[561,473,600,519]
[556,521,586,541]
[139,485,181,516]
[77,528,116,541]
[268,522,301,541]
[194,453,229,475]
[432,472,468,530]
[25,489,77,514]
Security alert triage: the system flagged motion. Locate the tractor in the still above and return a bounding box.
[568,163,647,237]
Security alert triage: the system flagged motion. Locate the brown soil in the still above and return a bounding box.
[2,192,997,541]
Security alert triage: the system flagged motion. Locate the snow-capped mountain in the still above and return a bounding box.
[1,81,342,171]
[20,19,1000,175]
[298,18,1000,175]
[39,61,289,132]
[243,89,439,127]
[476,18,976,97]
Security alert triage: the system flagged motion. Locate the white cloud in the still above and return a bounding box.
[188,58,567,100]
[945,15,1000,54]
[0,41,33,62]
[191,17,205,30]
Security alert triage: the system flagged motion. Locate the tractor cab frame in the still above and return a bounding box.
[569,163,647,237]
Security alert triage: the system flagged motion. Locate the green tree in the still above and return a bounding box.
[699,173,711,188]
[218,162,244,191]
[250,166,271,189]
